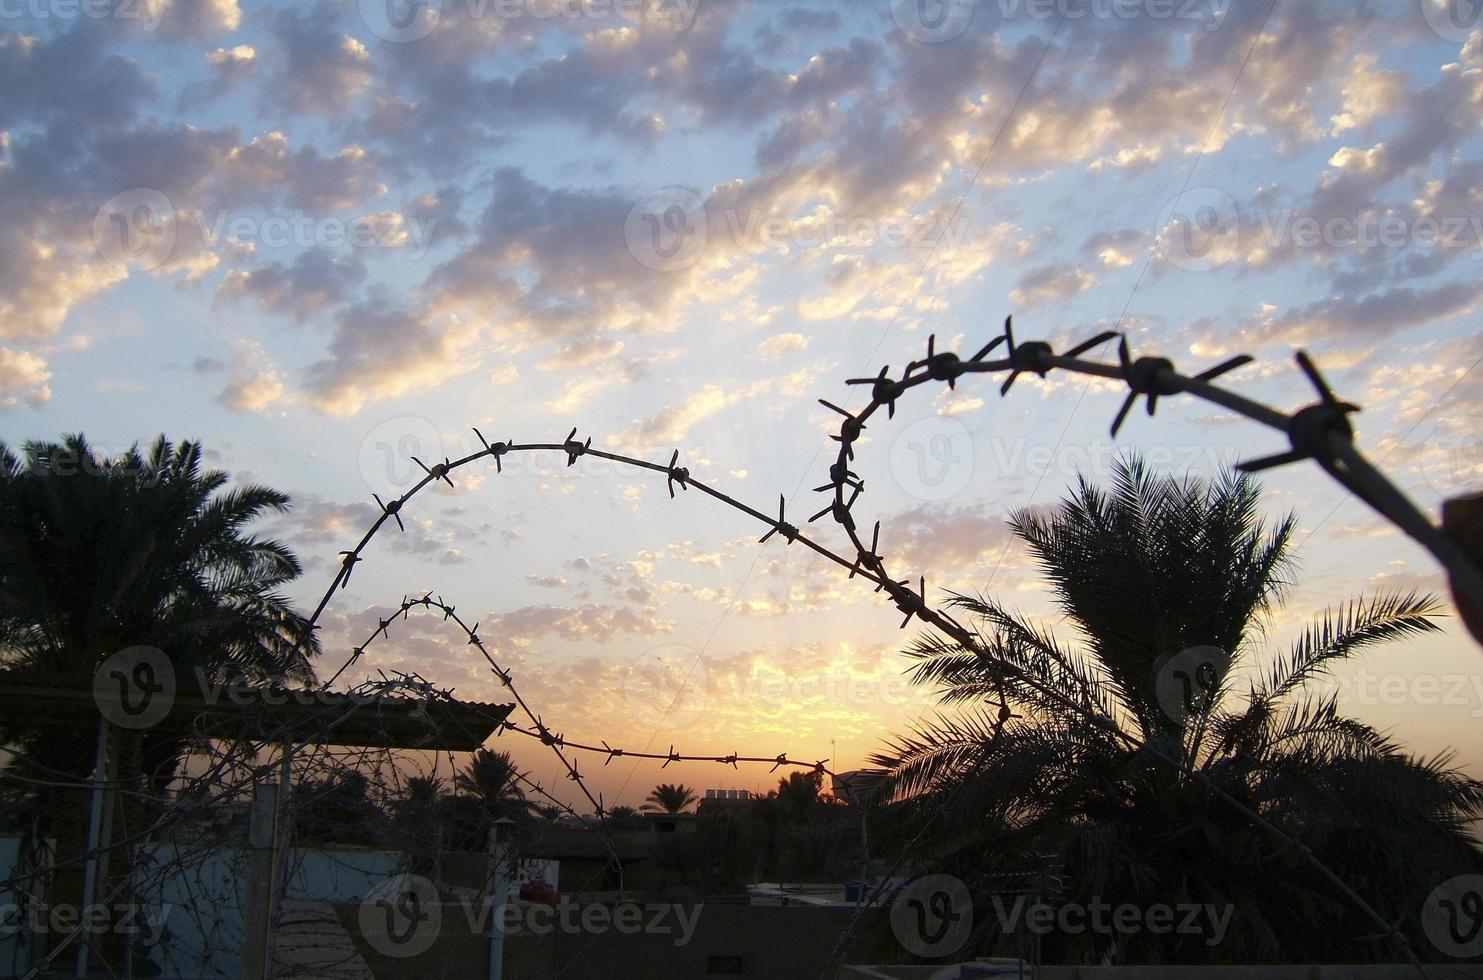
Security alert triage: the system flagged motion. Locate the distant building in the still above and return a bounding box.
[697,788,754,815]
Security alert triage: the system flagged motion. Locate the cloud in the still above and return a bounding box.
[216,248,366,322]
[0,348,53,409]
[304,300,481,416]
[151,0,242,40]
[215,340,286,414]
[268,2,375,116]
[758,332,809,359]
[1009,262,1095,309]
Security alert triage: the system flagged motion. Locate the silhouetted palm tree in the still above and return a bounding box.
[643,783,698,813]
[875,457,1482,964]
[773,771,823,821]
[0,435,318,848]
[607,805,644,830]
[455,748,535,819]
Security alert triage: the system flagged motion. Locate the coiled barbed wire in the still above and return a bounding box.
[298,320,1476,975]
[817,319,1481,637]
[327,593,837,780]
[303,320,1481,812]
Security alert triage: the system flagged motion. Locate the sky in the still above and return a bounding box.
[1,0,1481,809]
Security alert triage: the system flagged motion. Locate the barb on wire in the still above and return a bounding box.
[329,595,841,783]
[287,313,1474,978]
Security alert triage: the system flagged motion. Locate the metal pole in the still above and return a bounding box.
[487,820,510,980]
[241,778,279,979]
[75,717,110,978]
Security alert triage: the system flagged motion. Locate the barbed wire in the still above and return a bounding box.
[288,319,1476,975]
[327,593,838,782]
[810,320,1463,978]
[1,669,634,978]
[815,318,1481,637]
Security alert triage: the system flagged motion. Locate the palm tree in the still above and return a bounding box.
[0,435,319,851]
[454,748,535,820]
[773,771,822,820]
[607,805,644,830]
[875,457,1483,964]
[643,783,698,814]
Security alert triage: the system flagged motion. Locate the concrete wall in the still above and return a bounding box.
[125,844,404,979]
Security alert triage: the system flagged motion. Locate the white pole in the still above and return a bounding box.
[487,819,512,980]
[75,717,110,978]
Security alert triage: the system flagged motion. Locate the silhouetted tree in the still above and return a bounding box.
[643,783,698,813]
[875,457,1481,964]
[0,435,318,855]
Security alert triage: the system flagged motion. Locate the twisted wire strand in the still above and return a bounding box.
[292,320,1476,975]
[328,594,838,781]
